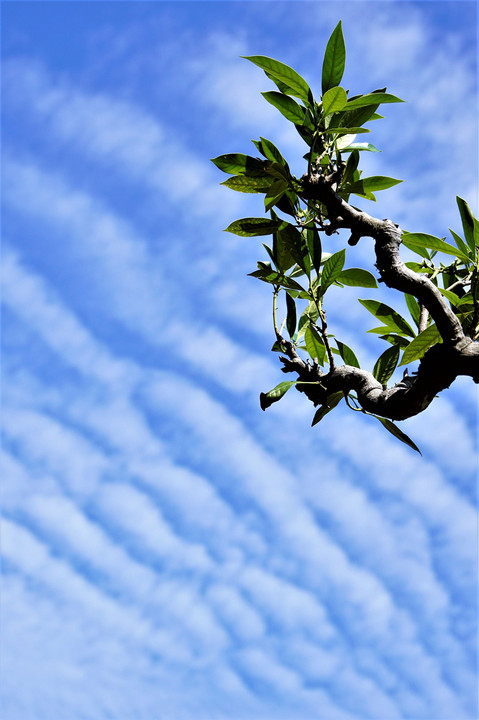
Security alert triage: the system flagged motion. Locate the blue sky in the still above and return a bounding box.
[1,2,478,719]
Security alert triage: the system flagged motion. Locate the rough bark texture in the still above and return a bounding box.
[277,171,479,421]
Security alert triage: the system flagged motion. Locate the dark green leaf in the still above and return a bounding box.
[359,299,415,337]
[336,340,360,368]
[312,392,343,425]
[456,196,478,252]
[401,231,469,262]
[322,86,348,115]
[260,381,296,410]
[399,324,441,366]
[338,103,380,130]
[278,223,310,276]
[306,225,322,275]
[262,92,306,125]
[321,248,346,292]
[346,92,404,109]
[225,217,281,237]
[342,150,359,187]
[377,333,411,348]
[221,175,274,193]
[375,417,421,454]
[211,153,265,176]
[373,344,400,385]
[264,179,288,211]
[285,292,297,338]
[304,325,327,365]
[337,268,378,288]
[259,137,289,168]
[322,21,346,94]
[243,55,311,105]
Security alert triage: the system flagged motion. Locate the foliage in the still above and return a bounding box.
[212,21,479,453]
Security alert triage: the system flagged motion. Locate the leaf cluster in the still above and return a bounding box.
[212,21,479,452]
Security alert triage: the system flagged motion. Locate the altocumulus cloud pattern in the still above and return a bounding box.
[1,3,478,719]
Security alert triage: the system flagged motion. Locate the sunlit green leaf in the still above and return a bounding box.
[348,176,402,193]
[337,268,378,288]
[322,21,346,93]
[439,288,461,306]
[401,231,469,262]
[321,248,346,292]
[339,142,380,153]
[304,325,327,365]
[260,381,297,410]
[399,324,442,366]
[225,217,281,237]
[322,86,348,115]
[259,137,289,168]
[373,344,400,385]
[375,417,421,454]
[243,55,312,104]
[346,92,404,109]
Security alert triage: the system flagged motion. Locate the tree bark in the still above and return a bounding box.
[278,172,479,421]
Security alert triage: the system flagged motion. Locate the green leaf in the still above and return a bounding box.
[359,299,415,337]
[304,325,327,365]
[404,294,421,327]
[221,175,274,193]
[248,263,305,292]
[342,150,359,187]
[322,86,348,115]
[346,92,404,109]
[322,21,346,94]
[277,223,310,276]
[262,91,306,125]
[339,142,380,153]
[339,104,380,130]
[225,217,281,237]
[312,392,343,425]
[399,324,442,366]
[373,344,400,385]
[211,153,265,176]
[306,225,322,276]
[260,381,296,410]
[337,268,378,288]
[377,333,411,348]
[401,231,469,262]
[321,248,346,292]
[243,55,312,104]
[336,340,360,368]
[298,301,320,335]
[449,228,472,260]
[259,137,289,168]
[375,417,421,454]
[348,176,402,193]
[285,292,297,338]
[264,179,288,211]
[439,288,461,307]
[456,196,478,252]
